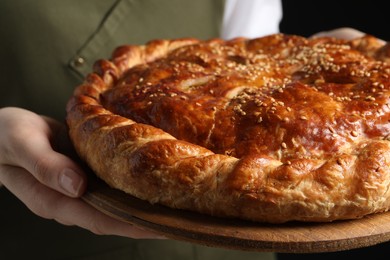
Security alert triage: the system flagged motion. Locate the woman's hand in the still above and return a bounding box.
[0,107,163,239]
[311,27,366,40]
[312,27,386,44]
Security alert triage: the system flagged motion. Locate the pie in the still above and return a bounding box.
[66,33,390,223]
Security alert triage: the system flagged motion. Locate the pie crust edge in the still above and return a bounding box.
[66,34,390,223]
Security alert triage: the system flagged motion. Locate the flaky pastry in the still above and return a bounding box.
[66,33,390,223]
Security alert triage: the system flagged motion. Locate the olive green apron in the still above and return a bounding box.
[0,0,275,259]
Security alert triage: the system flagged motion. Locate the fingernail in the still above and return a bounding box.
[59,169,83,196]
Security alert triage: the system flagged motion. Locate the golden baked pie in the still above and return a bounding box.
[66,33,390,223]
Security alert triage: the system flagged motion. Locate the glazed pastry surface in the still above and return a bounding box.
[67,34,390,223]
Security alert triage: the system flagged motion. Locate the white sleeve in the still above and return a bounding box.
[221,0,283,40]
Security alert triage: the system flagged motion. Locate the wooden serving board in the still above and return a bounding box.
[82,175,390,253]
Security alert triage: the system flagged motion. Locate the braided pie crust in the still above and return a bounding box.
[66,33,390,223]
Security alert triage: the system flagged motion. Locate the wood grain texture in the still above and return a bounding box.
[82,174,390,253]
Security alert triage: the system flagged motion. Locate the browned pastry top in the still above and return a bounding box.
[102,34,390,161]
[67,34,390,223]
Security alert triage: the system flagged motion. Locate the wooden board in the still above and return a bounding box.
[82,175,390,253]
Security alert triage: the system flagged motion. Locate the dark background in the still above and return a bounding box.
[278,1,389,259]
[280,0,388,40]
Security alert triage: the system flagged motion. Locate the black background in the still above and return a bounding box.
[278,1,389,259]
[280,0,388,40]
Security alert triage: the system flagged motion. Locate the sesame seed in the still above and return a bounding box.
[351,131,358,137]
[336,158,343,165]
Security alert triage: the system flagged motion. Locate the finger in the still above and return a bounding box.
[0,165,163,239]
[311,27,365,40]
[41,115,78,157]
[21,135,86,197]
[4,112,86,197]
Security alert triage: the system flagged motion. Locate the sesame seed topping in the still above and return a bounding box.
[336,158,343,165]
[113,33,389,165]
